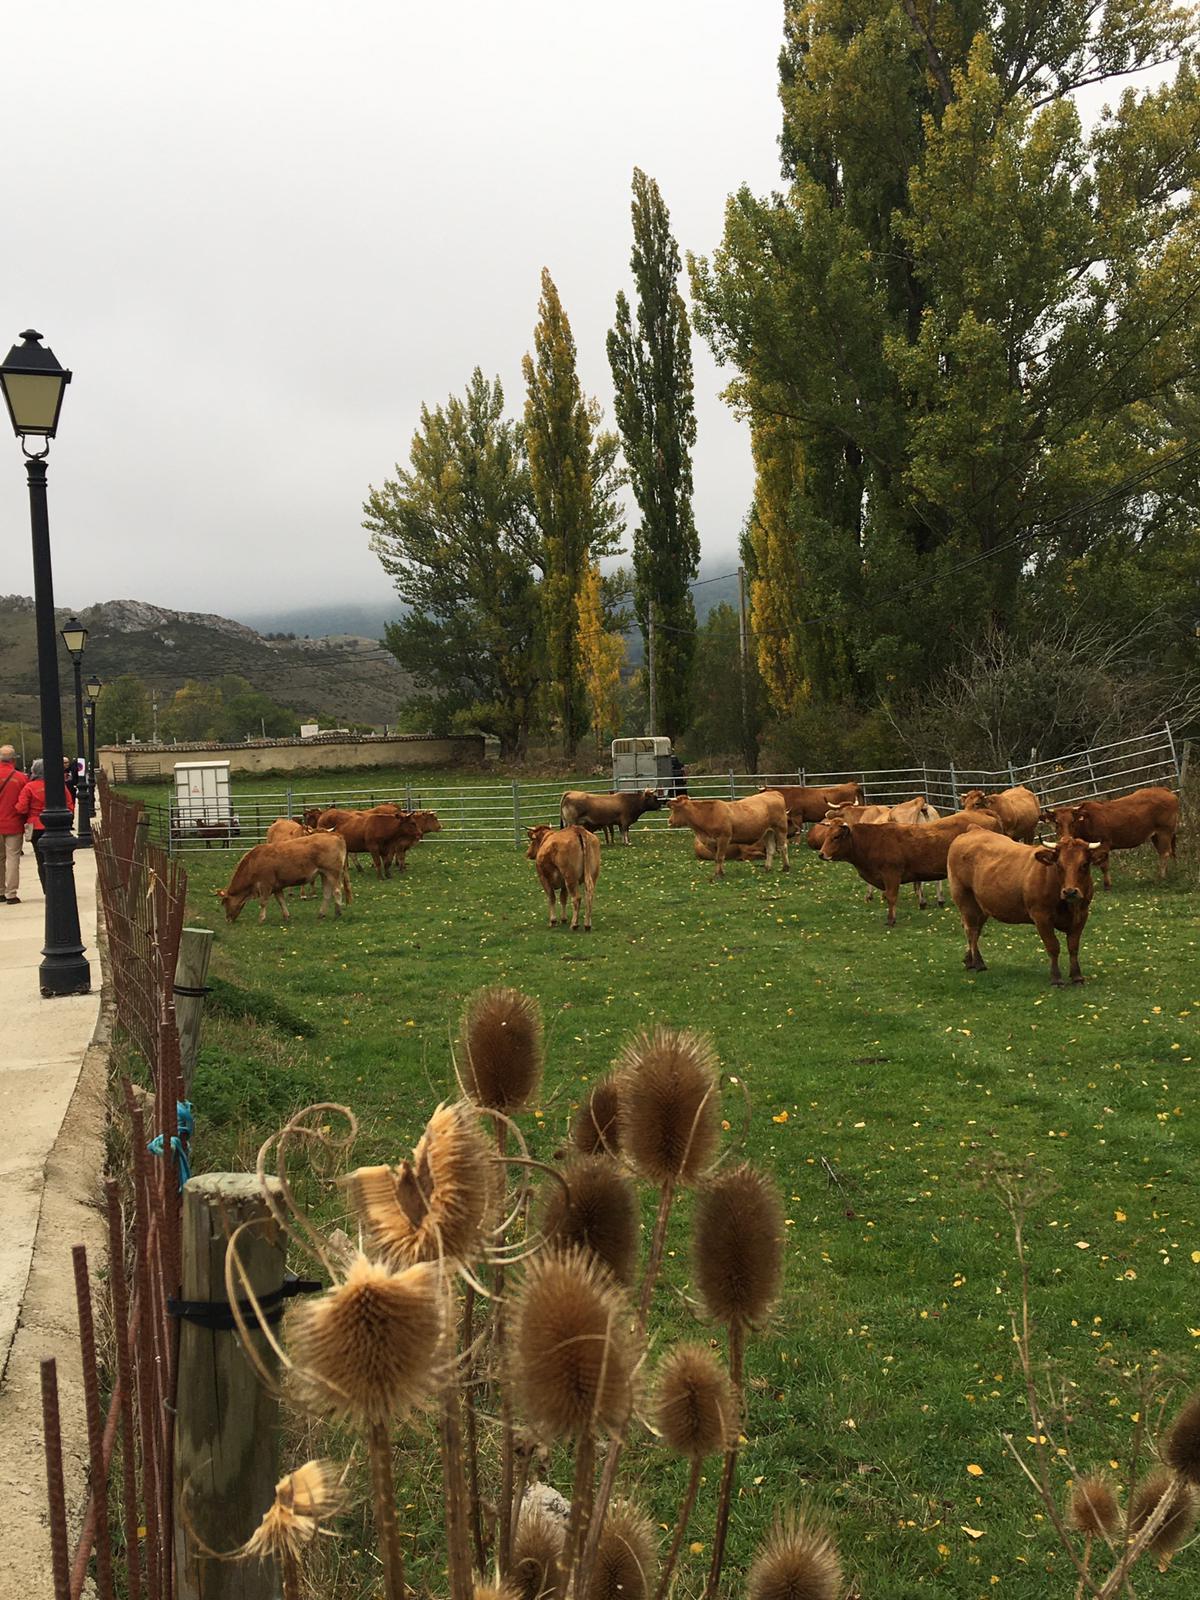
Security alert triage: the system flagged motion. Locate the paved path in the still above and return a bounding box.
[0,840,100,1381]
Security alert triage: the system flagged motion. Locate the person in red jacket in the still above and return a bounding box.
[16,759,73,894]
[0,744,28,904]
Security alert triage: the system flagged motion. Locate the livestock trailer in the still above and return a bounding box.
[611,736,684,794]
[171,760,241,847]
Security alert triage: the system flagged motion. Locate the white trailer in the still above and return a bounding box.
[173,760,232,827]
[611,736,679,792]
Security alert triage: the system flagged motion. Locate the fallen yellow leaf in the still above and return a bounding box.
[967,1464,984,1477]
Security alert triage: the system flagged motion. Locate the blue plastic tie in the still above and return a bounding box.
[147,1099,195,1191]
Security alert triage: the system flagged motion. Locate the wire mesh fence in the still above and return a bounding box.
[45,778,188,1600]
[142,724,1183,850]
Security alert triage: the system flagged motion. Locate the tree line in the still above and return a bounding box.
[369,3,1200,771]
[93,675,301,746]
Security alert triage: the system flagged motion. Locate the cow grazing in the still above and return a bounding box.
[960,785,1041,842]
[763,781,865,832]
[947,830,1108,986]
[559,789,662,845]
[1042,786,1178,887]
[525,824,601,931]
[214,833,350,923]
[817,812,997,927]
[667,792,790,878]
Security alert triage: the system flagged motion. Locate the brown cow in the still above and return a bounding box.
[1042,786,1178,887]
[947,829,1108,986]
[265,817,318,897]
[763,781,865,832]
[384,809,442,874]
[693,837,766,863]
[305,804,414,879]
[559,789,662,845]
[825,796,945,906]
[960,786,1040,842]
[667,792,790,878]
[214,833,350,924]
[818,812,998,927]
[525,824,601,931]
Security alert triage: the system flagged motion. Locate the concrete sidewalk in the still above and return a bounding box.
[0,842,101,1377]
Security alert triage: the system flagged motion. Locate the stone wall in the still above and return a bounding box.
[99,733,485,782]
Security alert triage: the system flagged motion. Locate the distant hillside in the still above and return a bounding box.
[0,594,412,733]
[234,601,397,640]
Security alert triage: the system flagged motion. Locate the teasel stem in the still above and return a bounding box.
[493,1120,518,1574]
[367,1419,407,1600]
[636,1179,676,1334]
[703,1321,745,1600]
[510,1443,535,1558]
[559,1432,596,1595]
[440,1383,475,1600]
[1073,1535,1092,1600]
[280,1547,301,1600]
[654,1458,704,1600]
[461,1284,487,1570]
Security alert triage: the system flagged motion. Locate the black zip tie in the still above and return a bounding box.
[172,983,212,999]
[167,1272,322,1331]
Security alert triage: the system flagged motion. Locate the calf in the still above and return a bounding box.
[947,830,1108,986]
[214,833,350,924]
[525,824,601,931]
[667,792,790,879]
[693,837,766,863]
[763,781,864,832]
[818,813,997,927]
[960,785,1041,842]
[306,804,413,879]
[384,809,442,875]
[1042,786,1178,886]
[559,788,662,845]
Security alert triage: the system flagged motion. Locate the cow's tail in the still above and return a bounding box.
[577,826,588,883]
[559,792,569,828]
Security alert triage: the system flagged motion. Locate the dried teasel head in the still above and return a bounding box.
[615,1027,719,1186]
[240,1458,347,1562]
[346,1101,495,1268]
[692,1162,784,1329]
[1067,1473,1120,1538]
[287,1254,445,1425]
[653,1342,737,1461]
[583,1500,657,1600]
[746,1514,842,1600]
[475,1586,523,1600]
[459,986,544,1114]
[1128,1468,1198,1566]
[511,1507,565,1600]
[572,1077,621,1157]
[539,1156,638,1285]
[1163,1389,1200,1486]
[510,1246,640,1439]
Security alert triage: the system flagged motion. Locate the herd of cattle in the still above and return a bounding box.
[212,780,1181,985]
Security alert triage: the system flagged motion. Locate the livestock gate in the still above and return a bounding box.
[148,724,1184,852]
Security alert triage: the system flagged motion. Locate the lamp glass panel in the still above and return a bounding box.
[0,372,64,433]
[61,624,87,655]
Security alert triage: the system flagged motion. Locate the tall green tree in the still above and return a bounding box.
[523,269,624,759]
[691,1,1200,712]
[95,673,152,745]
[364,370,542,757]
[608,169,701,739]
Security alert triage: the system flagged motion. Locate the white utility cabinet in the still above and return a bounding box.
[173,760,232,827]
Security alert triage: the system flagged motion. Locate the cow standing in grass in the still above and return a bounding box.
[667,792,790,879]
[947,830,1108,985]
[526,824,601,931]
[1041,786,1178,887]
[818,812,998,927]
[303,804,418,879]
[959,785,1041,842]
[559,789,662,845]
[762,781,864,833]
[215,833,350,923]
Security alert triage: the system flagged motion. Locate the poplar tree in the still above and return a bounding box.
[608,170,700,740]
[523,270,607,759]
[691,1,1200,712]
[575,561,626,754]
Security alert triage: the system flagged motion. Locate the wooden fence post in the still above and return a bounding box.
[175,927,215,1098]
[174,1174,286,1600]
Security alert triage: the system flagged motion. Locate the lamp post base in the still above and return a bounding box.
[36,811,91,998]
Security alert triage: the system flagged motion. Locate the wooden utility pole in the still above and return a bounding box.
[647,609,658,735]
[175,926,214,1097]
[174,1174,286,1600]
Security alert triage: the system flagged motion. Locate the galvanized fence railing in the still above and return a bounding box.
[146,724,1183,851]
[44,778,188,1600]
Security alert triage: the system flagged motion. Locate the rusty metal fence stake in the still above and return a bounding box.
[72,1245,116,1600]
[42,1359,72,1600]
[106,1178,144,1600]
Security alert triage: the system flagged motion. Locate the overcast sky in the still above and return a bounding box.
[2,1,785,618]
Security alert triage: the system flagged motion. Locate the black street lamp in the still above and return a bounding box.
[60,615,92,847]
[0,330,90,996]
[85,675,101,828]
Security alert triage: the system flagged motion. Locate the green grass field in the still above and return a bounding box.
[167,815,1198,1599]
